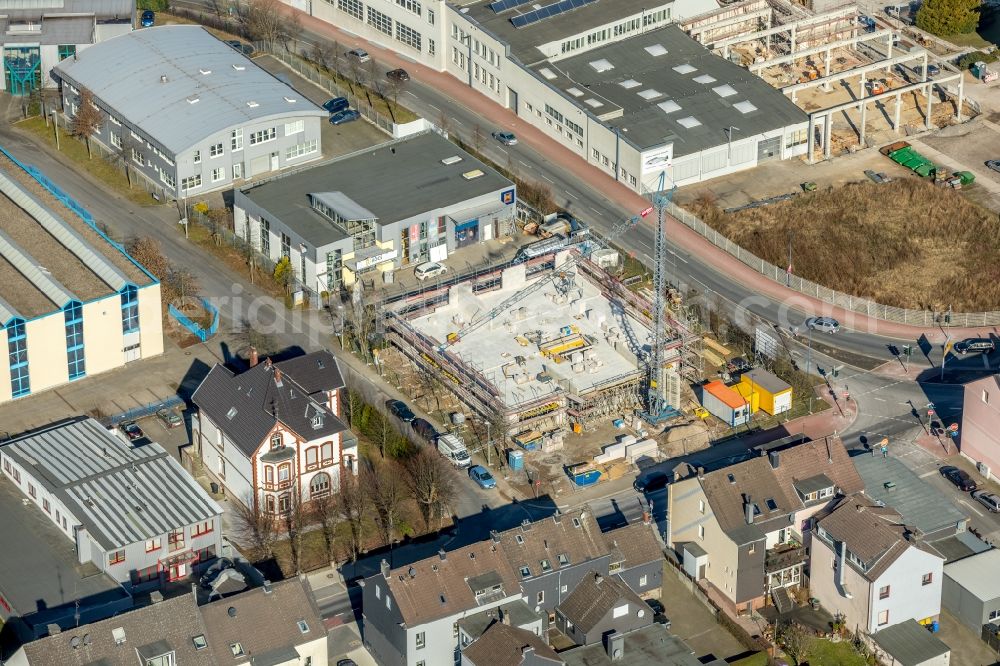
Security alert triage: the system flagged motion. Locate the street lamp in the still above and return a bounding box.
[50,109,59,150]
[725,126,740,165]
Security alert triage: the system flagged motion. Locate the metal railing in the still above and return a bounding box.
[666,200,1000,327]
[168,297,219,342]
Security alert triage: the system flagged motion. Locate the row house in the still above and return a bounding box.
[192,349,358,514]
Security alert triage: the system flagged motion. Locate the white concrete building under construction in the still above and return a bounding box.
[0,152,162,405]
[51,25,325,199]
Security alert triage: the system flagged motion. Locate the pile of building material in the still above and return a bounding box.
[594,434,660,465]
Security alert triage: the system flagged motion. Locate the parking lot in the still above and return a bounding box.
[658,563,747,661]
[253,55,389,159]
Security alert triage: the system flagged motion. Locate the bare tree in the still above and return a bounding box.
[232,316,280,357]
[283,486,309,574]
[310,40,335,73]
[106,131,141,188]
[472,124,485,155]
[385,76,407,123]
[437,109,452,137]
[311,492,339,562]
[335,471,369,562]
[364,59,381,108]
[346,56,365,95]
[363,462,405,546]
[166,267,200,308]
[241,0,286,45]
[405,448,456,530]
[125,237,171,282]
[777,622,815,665]
[231,494,279,559]
[70,88,103,158]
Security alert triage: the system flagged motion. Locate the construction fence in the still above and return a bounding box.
[666,201,1000,328]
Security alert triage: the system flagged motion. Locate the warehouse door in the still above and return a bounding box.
[250,155,268,176]
[757,136,781,162]
[123,343,141,363]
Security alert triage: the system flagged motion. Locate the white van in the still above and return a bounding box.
[437,433,471,468]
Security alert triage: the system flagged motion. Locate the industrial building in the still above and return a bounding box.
[52,26,325,199]
[0,0,132,96]
[681,1,968,160]
[0,153,162,404]
[385,244,699,443]
[234,131,515,294]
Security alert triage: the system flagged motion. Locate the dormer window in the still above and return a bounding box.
[540,559,552,572]
[818,486,833,499]
[520,566,531,578]
[271,433,282,449]
[144,651,176,666]
[311,414,324,429]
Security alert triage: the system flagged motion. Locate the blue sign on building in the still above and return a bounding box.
[501,189,515,205]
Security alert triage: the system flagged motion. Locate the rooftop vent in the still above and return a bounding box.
[644,43,667,56]
[199,68,211,75]
[441,155,463,165]
[584,98,603,108]
[226,407,238,420]
[734,100,758,114]
[637,89,662,100]
[112,627,126,645]
[589,59,613,73]
[408,566,417,578]
[232,64,246,71]
[539,67,557,80]
[619,79,641,89]
[713,84,738,98]
[284,96,297,103]
[159,75,167,83]
[186,95,200,104]
[673,64,696,74]
[227,607,237,618]
[727,473,736,484]
[462,169,485,180]
[657,100,681,114]
[677,116,702,129]
[567,87,584,97]
[693,74,717,84]
[246,101,259,108]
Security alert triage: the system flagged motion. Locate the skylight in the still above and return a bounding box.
[734,100,758,114]
[644,43,668,56]
[673,64,697,74]
[441,155,463,165]
[462,169,485,180]
[584,98,603,108]
[713,84,738,98]
[226,407,238,420]
[589,58,614,72]
[677,116,702,128]
[567,87,584,97]
[539,67,557,80]
[619,79,641,89]
[693,74,717,84]
[766,498,778,511]
[657,100,681,114]
[637,89,662,100]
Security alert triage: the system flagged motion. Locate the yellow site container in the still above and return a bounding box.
[740,369,792,415]
[734,382,760,414]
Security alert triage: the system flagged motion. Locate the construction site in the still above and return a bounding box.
[682,0,975,161]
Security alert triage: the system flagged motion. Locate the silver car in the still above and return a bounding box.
[805,316,840,333]
[347,48,371,63]
[973,490,1000,513]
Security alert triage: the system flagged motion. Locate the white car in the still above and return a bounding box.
[805,316,840,334]
[414,261,447,280]
[347,48,371,63]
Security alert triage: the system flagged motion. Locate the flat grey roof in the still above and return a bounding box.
[945,548,1000,602]
[872,619,950,665]
[1,417,222,551]
[742,368,791,394]
[536,26,807,152]
[0,478,125,625]
[561,625,702,666]
[456,0,669,66]
[852,453,966,536]
[53,25,324,154]
[240,131,513,247]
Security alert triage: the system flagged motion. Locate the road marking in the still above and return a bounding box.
[589,206,602,215]
[426,102,441,112]
[520,160,531,169]
[960,499,984,517]
[540,174,555,184]
[871,397,885,402]
[668,250,688,264]
[919,471,937,478]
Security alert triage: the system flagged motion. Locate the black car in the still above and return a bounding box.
[634,472,669,493]
[954,338,995,355]
[411,417,437,442]
[645,599,671,629]
[386,399,416,423]
[386,68,410,82]
[224,40,256,56]
[940,465,977,491]
[122,422,144,442]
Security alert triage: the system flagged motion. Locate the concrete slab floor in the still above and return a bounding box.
[658,564,746,661]
[935,608,999,666]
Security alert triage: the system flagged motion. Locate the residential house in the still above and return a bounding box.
[870,620,951,666]
[554,571,652,645]
[666,436,864,614]
[461,622,562,666]
[192,350,357,514]
[6,576,326,666]
[958,374,1000,483]
[361,509,662,666]
[942,548,1000,633]
[0,417,222,590]
[812,494,944,634]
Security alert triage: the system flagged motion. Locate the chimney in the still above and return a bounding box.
[150,590,164,604]
[594,573,604,586]
[380,559,390,579]
[501,608,511,625]
[604,632,624,661]
[249,346,259,367]
[696,466,705,480]
[490,530,501,543]
[439,549,447,561]
[768,450,780,469]
[837,540,853,598]
[521,645,534,657]
[263,580,273,594]
[744,495,755,525]
[46,624,61,635]
[274,368,283,387]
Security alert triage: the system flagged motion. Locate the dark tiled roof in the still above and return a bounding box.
[192,353,347,456]
[19,593,213,666]
[700,437,862,543]
[275,350,344,397]
[557,571,649,634]
[462,622,562,666]
[200,577,323,665]
[604,522,662,569]
[498,510,610,579]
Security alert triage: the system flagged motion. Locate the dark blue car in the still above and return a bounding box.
[140,10,155,27]
[322,97,350,114]
[329,109,361,125]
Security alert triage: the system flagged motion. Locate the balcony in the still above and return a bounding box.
[765,543,807,573]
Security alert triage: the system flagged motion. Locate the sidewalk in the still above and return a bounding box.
[267,3,997,342]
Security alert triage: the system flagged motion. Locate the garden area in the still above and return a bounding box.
[686,179,1000,312]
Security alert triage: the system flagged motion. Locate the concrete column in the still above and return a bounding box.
[859,100,867,146]
[724,44,730,59]
[824,49,832,90]
[925,82,933,129]
[860,72,867,98]
[824,113,833,159]
[808,115,815,164]
[887,33,893,60]
[894,92,902,132]
[791,25,797,53]
[957,76,965,122]
[922,52,929,83]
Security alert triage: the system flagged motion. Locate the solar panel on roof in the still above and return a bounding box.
[510,0,598,28]
[490,0,533,12]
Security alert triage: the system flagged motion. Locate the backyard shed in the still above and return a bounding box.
[740,369,792,415]
[700,380,751,427]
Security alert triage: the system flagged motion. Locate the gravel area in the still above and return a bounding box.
[0,255,56,318]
